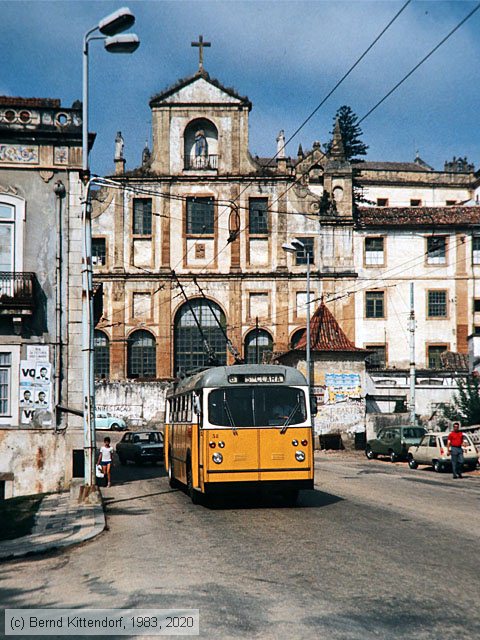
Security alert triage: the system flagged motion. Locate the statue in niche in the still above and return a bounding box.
[194,130,208,167]
[114,131,124,160]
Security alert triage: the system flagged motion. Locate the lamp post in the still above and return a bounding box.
[282,239,311,395]
[82,8,139,489]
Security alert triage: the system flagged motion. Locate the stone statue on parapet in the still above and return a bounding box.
[114,131,124,160]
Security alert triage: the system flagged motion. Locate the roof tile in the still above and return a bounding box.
[295,300,364,352]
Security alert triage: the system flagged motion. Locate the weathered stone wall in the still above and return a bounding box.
[0,429,69,497]
[95,380,170,426]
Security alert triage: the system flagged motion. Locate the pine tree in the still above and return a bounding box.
[326,105,368,161]
[444,376,480,426]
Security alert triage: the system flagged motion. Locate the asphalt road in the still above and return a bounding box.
[1,444,480,640]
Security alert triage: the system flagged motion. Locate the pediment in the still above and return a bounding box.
[150,73,251,108]
[164,78,242,104]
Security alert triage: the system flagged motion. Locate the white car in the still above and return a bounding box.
[95,411,127,431]
[408,432,478,473]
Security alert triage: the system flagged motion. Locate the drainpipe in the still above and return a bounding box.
[54,180,66,430]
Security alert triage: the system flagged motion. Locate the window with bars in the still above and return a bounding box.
[174,299,226,374]
[133,199,152,235]
[186,197,214,234]
[295,237,314,265]
[427,236,446,264]
[92,238,106,266]
[94,330,110,379]
[365,291,384,318]
[0,352,11,415]
[127,330,156,378]
[473,236,480,264]
[249,198,268,234]
[365,237,384,265]
[428,290,447,317]
[428,345,447,369]
[365,345,386,369]
[244,329,273,364]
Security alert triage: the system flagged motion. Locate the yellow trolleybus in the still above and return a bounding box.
[164,364,315,503]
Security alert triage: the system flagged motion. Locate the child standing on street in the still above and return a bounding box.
[98,436,113,487]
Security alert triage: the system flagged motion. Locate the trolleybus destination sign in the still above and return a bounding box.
[228,374,285,384]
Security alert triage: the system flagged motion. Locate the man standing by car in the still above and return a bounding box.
[447,421,464,479]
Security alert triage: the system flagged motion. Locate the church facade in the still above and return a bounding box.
[91,55,479,424]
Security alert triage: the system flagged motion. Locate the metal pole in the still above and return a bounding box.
[409,282,416,425]
[82,34,96,487]
[306,252,311,395]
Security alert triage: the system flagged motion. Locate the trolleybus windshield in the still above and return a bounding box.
[208,386,307,428]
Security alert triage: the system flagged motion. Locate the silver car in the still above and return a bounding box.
[408,432,478,473]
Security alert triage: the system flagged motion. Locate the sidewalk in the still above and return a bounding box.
[0,481,105,561]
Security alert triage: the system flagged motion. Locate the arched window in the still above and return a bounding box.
[290,329,305,350]
[244,329,273,364]
[174,299,227,374]
[94,330,110,379]
[184,118,218,170]
[127,330,156,379]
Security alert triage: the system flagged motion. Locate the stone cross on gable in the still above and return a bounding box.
[191,35,211,71]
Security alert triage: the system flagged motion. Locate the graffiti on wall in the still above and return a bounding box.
[314,398,365,435]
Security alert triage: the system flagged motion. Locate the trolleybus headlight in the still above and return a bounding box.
[301,439,308,446]
[209,441,216,448]
[212,452,223,464]
[295,450,305,462]
[218,441,225,448]
[292,439,298,446]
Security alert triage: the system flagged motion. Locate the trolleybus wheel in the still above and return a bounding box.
[168,451,178,488]
[186,460,200,504]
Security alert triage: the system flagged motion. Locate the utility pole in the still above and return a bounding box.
[408,282,416,424]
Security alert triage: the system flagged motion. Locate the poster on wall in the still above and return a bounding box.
[26,345,49,363]
[324,372,361,404]
[19,358,53,424]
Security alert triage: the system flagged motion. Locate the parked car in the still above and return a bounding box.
[407,432,479,473]
[95,411,127,431]
[116,431,164,465]
[366,425,426,462]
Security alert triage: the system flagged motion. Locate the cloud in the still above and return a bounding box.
[2,0,479,173]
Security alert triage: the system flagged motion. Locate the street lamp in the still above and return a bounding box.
[282,239,311,395]
[82,8,140,491]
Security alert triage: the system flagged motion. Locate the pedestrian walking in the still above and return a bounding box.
[447,421,465,479]
[97,436,113,487]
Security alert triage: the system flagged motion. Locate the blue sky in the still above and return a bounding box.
[1,0,479,175]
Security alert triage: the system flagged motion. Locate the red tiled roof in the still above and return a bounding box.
[353,161,431,172]
[440,351,469,371]
[357,206,480,227]
[295,300,364,352]
[0,96,61,108]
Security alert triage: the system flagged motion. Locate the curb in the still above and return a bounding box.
[0,488,106,562]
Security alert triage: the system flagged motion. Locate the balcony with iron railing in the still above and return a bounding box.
[0,272,36,315]
[184,154,218,171]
